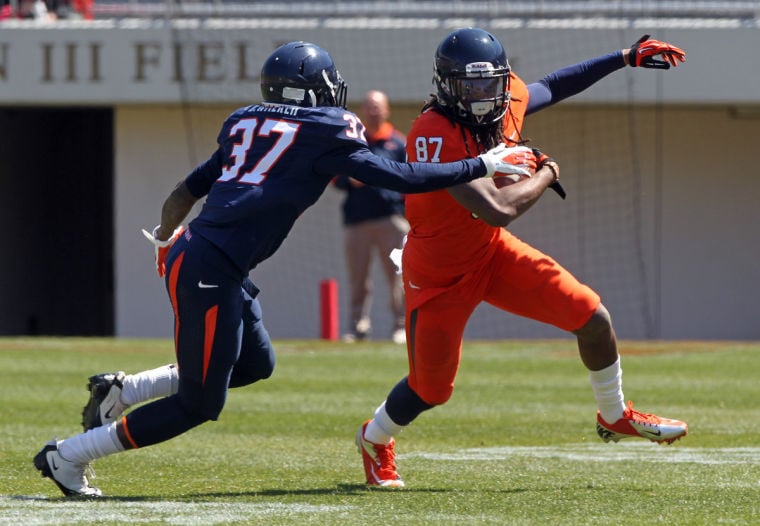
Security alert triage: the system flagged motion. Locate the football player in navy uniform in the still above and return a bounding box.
[33,41,532,497]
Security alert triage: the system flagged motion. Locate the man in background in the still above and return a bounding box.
[333,90,409,344]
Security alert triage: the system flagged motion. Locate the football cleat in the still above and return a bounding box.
[596,400,688,445]
[356,420,404,487]
[81,371,126,431]
[33,439,102,497]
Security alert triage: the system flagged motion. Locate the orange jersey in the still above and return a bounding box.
[403,73,530,284]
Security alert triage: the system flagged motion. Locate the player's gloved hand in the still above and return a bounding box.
[478,144,534,178]
[628,34,686,69]
[532,148,566,200]
[502,146,537,173]
[141,225,185,277]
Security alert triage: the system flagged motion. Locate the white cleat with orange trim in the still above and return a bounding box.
[597,401,688,445]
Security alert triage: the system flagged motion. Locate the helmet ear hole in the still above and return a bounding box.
[260,41,348,109]
[434,28,510,127]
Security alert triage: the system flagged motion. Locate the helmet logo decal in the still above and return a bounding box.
[465,62,495,75]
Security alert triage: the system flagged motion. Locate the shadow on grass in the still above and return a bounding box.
[15,483,532,502]
[184,483,454,498]
[11,485,372,501]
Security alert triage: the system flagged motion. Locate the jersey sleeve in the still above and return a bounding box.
[526,51,626,114]
[310,107,485,193]
[314,146,485,194]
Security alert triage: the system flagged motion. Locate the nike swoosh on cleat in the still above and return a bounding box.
[638,428,662,438]
[198,281,219,289]
[51,456,59,471]
[104,404,117,419]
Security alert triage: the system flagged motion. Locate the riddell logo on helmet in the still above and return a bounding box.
[465,62,495,74]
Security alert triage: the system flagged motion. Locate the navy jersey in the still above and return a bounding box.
[184,103,485,273]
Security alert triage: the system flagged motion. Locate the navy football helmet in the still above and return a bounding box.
[260,41,348,109]
[434,28,511,127]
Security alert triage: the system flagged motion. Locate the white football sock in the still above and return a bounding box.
[58,422,125,464]
[364,402,404,445]
[120,364,179,407]
[589,358,626,423]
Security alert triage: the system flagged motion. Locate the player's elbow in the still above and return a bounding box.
[473,206,518,227]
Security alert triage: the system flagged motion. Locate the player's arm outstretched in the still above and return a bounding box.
[317,143,530,194]
[526,35,686,114]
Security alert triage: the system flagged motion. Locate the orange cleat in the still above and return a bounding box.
[355,420,405,487]
[597,401,688,445]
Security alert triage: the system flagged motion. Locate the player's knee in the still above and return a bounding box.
[417,385,453,406]
[178,380,226,422]
[257,360,274,380]
[575,303,613,340]
[386,377,436,425]
[229,362,274,387]
[229,346,275,387]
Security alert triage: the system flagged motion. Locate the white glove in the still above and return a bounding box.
[141,225,185,277]
[477,144,534,178]
[388,235,407,275]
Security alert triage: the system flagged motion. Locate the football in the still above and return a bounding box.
[493,172,530,189]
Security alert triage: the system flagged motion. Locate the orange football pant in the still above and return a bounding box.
[404,231,600,405]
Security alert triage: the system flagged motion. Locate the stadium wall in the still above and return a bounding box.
[1,20,758,340]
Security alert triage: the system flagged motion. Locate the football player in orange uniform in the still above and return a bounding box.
[356,28,688,487]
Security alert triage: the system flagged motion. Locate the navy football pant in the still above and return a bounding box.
[121,232,275,449]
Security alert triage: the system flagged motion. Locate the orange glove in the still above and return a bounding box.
[629,34,686,69]
[141,225,185,277]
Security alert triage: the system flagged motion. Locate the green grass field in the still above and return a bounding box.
[1,337,758,525]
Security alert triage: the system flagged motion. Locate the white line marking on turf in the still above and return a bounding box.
[404,443,760,465]
[0,498,354,526]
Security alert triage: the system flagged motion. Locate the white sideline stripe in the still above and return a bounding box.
[0,498,353,526]
[403,443,760,465]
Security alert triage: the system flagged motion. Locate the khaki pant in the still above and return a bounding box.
[344,214,409,337]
